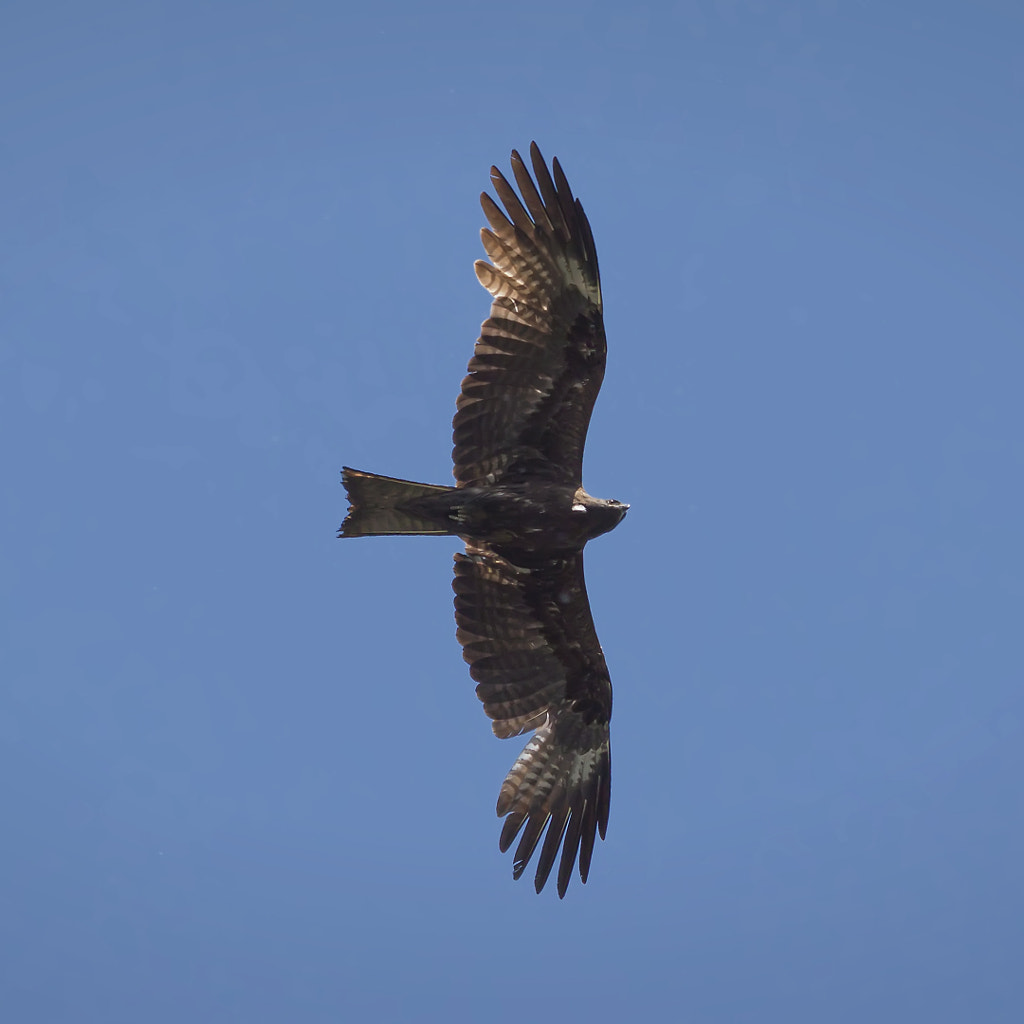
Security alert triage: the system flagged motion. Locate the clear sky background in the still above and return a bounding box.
[2,1,1022,1021]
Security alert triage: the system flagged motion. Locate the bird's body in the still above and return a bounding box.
[342,470,626,552]
[339,144,626,897]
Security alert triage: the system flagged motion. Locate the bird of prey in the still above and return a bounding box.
[339,143,627,897]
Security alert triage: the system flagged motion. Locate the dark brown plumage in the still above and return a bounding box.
[339,144,626,896]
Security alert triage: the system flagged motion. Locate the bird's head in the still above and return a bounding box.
[581,494,629,537]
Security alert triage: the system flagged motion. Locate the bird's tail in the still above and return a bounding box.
[339,467,457,538]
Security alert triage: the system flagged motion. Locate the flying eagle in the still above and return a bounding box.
[339,143,627,897]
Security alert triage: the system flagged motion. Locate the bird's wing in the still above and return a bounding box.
[453,543,612,897]
[453,143,605,489]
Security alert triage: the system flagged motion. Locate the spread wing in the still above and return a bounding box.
[453,544,612,897]
[453,143,606,489]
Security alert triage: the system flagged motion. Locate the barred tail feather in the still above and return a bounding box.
[339,467,456,538]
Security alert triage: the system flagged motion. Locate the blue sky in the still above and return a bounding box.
[2,1,1022,1020]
